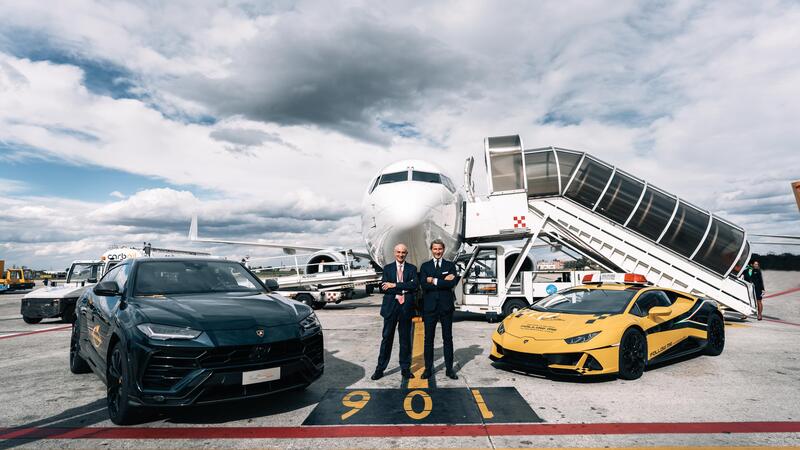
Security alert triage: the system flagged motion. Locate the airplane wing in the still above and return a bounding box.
[188,215,373,258]
[750,234,800,240]
[749,233,800,246]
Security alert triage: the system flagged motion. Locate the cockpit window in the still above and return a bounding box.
[441,174,456,193]
[412,171,441,184]
[368,176,380,194]
[378,171,408,185]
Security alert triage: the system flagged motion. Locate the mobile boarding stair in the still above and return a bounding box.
[464,135,756,317]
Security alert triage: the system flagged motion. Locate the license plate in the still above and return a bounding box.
[242,367,280,385]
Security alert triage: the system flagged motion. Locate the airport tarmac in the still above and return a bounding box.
[0,272,799,449]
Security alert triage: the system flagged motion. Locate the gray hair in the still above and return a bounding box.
[430,239,445,249]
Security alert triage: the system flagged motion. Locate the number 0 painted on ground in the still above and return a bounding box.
[341,390,370,420]
[403,390,433,420]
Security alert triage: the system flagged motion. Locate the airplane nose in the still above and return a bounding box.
[383,200,435,232]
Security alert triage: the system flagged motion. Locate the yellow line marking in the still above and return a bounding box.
[407,317,428,389]
[725,322,749,328]
[471,388,494,419]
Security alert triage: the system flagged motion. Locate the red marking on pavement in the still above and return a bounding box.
[2,421,800,440]
[763,287,800,299]
[0,325,71,341]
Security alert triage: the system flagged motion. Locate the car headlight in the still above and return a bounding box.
[564,331,600,344]
[299,313,321,336]
[497,322,505,335]
[137,323,201,340]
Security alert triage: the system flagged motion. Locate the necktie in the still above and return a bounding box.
[396,264,404,304]
[435,259,440,270]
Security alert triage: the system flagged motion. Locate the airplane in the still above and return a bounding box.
[189,159,469,271]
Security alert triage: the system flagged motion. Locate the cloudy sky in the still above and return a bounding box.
[1,0,798,269]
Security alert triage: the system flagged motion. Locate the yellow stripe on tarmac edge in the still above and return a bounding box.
[408,316,428,389]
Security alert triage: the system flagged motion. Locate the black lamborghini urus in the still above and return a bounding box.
[70,258,324,424]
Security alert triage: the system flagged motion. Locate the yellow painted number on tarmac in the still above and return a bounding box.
[471,389,494,419]
[341,390,370,420]
[403,390,432,420]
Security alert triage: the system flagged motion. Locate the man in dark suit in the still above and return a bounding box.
[419,239,461,380]
[372,243,418,380]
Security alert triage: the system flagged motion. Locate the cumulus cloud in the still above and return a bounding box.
[1,0,799,266]
[0,187,362,268]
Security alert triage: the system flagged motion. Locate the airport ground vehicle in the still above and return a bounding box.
[490,273,725,379]
[255,259,380,310]
[0,261,36,291]
[20,260,106,324]
[455,243,600,321]
[70,258,324,425]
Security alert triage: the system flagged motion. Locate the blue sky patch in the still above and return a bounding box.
[0,143,213,202]
[378,120,422,139]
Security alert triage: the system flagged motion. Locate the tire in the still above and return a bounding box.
[311,301,326,310]
[704,313,725,356]
[69,320,91,374]
[22,316,42,324]
[296,293,315,307]
[365,285,374,295]
[502,298,529,317]
[618,328,647,380]
[62,307,76,323]
[107,342,144,425]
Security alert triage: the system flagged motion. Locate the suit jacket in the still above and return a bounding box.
[379,262,418,318]
[419,258,461,314]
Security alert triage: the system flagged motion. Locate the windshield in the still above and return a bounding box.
[68,263,103,283]
[133,260,265,296]
[532,288,637,314]
[379,171,408,185]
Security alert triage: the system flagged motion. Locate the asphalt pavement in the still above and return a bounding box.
[0,272,798,449]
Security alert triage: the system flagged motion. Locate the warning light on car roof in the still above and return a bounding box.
[582,273,649,285]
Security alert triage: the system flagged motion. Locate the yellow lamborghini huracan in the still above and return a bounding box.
[490,274,725,379]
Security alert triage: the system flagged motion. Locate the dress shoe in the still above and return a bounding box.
[421,369,431,379]
[401,368,415,378]
[370,370,384,380]
[446,369,458,380]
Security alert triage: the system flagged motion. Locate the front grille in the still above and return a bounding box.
[502,349,548,369]
[142,339,306,390]
[546,353,582,366]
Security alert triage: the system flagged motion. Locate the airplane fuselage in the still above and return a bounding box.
[361,160,463,268]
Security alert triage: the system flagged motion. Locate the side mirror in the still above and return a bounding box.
[94,281,121,297]
[649,306,671,317]
[87,277,98,284]
[264,279,279,291]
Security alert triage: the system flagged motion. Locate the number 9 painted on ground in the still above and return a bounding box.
[341,390,370,420]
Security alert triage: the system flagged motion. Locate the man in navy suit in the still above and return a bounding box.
[371,243,418,380]
[419,239,461,380]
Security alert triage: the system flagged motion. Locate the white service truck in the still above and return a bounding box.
[21,260,107,323]
[455,243,600,322]
[20,247,144,324]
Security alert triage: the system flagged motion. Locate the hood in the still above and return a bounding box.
[132,291,304,331]
[23,284,89,300]
[503,309,612,340]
